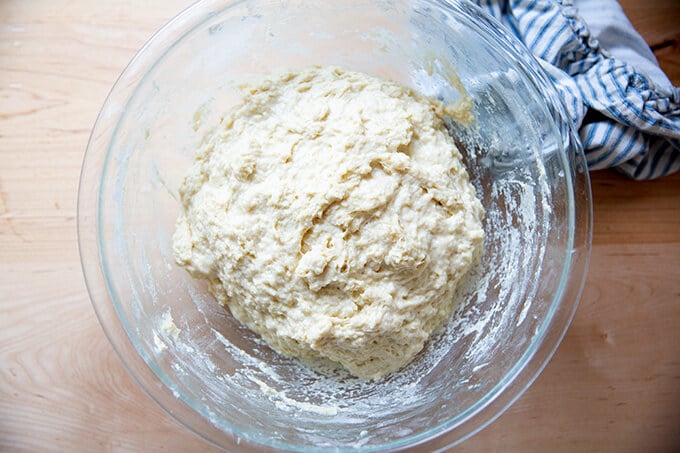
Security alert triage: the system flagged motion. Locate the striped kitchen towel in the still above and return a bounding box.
[473,0,680,179]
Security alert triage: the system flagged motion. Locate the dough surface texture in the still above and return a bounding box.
[173,67,484,379]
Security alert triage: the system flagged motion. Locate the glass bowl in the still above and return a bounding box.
[78,0,592,451]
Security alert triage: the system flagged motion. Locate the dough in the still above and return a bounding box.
[173,67,484,379]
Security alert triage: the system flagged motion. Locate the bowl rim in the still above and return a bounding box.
[78,0,593,451]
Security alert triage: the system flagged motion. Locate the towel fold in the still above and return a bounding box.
[473,0,680,179]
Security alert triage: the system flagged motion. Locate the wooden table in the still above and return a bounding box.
[1,1,678,451]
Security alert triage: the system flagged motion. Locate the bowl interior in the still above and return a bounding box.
[82,0,588,450]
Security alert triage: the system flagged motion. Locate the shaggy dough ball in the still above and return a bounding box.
[173,67,484,379]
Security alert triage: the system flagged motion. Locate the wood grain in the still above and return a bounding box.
[1,1,679,452]
[619,0,680,47]
[619,0,680,83]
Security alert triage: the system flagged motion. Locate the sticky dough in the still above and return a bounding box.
[173,67,484,379]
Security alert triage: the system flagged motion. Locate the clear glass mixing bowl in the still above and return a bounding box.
[78,0,592,450]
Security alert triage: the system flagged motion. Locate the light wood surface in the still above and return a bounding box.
[1,1,678,451]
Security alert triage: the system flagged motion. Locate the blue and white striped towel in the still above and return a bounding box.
[473,0,680,179]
